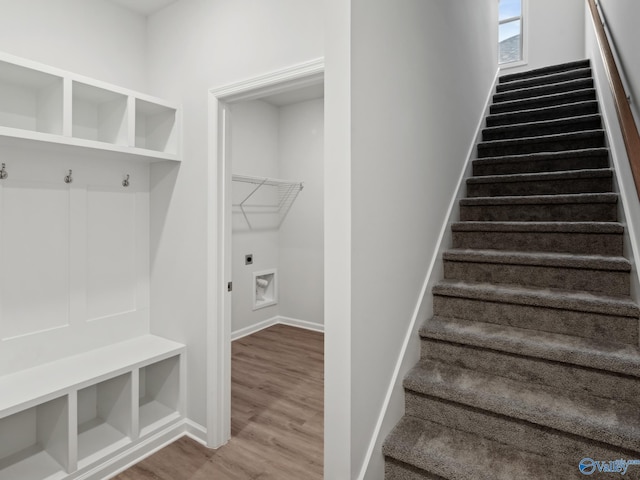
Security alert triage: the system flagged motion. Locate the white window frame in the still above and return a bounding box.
[499,0,528,69]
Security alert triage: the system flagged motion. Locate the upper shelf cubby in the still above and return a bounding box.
[0,60,63,135]
[135,99,177,155]
[0,51,181,163]
[72,81,128,146]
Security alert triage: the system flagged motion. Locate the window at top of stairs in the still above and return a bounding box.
[499,0,524,65]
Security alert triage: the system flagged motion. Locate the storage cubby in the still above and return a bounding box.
[138,356,180,436]
[76,374,132,468]
[72,81,128,145]
[0,60,63,135]
[0,396,68,480]
[135,99,177,154]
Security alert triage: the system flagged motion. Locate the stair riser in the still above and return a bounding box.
[443,260,629,296]
[421,339,640,404]
[459,202,617,222]
[499,60,591,83]
[486,102,599,127]
[493,79,594,104]
[473,153,609,176]
[404,392,635,467]
[490,90,596,114]
[385,459,445,480]
[482,118,602,142]
[477,135,605,158]
[496,69,592,93]
[467,176,612,197]
[432,294,638,344]
[452,230,623,256]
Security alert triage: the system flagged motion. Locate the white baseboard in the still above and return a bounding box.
[184,419,209,446]
[231,317,280,341]
[231,316,324,341]
[82,420,187,480]
[277,316,325,333]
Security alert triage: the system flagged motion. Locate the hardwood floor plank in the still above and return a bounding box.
[113,325,323,480]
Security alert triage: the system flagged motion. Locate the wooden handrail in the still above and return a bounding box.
[587,0,640,201]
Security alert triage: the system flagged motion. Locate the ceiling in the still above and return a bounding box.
[108,0,178,16]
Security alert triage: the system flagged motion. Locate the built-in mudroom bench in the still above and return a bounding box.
[0,51,184,479]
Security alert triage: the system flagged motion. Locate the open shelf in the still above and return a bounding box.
[76,374,132,469]
[72,81,128,146]
[139,356,180,436]
[0,60,63,135]
[135,99,177,154]
[0,396,68,480]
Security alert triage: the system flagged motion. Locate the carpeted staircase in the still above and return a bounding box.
[383,59,640,479]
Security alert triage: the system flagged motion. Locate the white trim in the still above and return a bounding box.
[231,316,279,341]
[210,58,324,103]
[184,419,209,446]
[356,68,500,480]
[278,316,325,333]
[231,316,325,341]
[77,421,186,480]
[207,59,325,451]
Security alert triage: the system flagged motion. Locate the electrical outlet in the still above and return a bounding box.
[245,254,253,265]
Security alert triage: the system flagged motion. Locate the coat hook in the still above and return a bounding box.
[64,170,73,184]
[122,174,130,188]
[0,163,7,180]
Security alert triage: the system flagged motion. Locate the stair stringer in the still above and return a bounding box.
[357,68,500,480]
[587,19,640,307]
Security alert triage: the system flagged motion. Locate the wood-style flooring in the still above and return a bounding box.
[113,325,323,480]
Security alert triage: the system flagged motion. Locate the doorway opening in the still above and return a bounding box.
[207,60,324,461]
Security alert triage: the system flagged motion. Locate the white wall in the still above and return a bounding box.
[230,100,281,333]
[146,0,323,431]
[503,0,585,74]
[0,0,147,91]
[323,0,498,478]
[230,98,324,335]
[597,0,640,126]
[278,98,324,327]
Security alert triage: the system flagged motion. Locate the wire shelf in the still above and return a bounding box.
[232,174,304,229]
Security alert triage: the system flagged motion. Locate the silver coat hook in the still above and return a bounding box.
[122,174,130,188]
[0,163,7,180]
[64,170,73,184]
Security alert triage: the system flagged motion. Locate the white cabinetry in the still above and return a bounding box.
[0,336,185,480]
[0,52,181,162]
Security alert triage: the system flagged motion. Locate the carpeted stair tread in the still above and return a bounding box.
[499,59,590,84]
[460,192,616,206]
[468,168,612,185]
[489,88,596,114]
[443,249,630,271]
[473,148,609,175]
[477,130,605,157]
[466,168,613,197]
[443,248,630,295]
[496,67,592,93]
[451,220,623,234]
[451,221,624,255]
[482,114,602,141]
[493,77,594,104]
[383,416,576,480]
[403,360,640,452]
[422,315,640,376]
[486,101,600,128]
[433,279,639,317]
